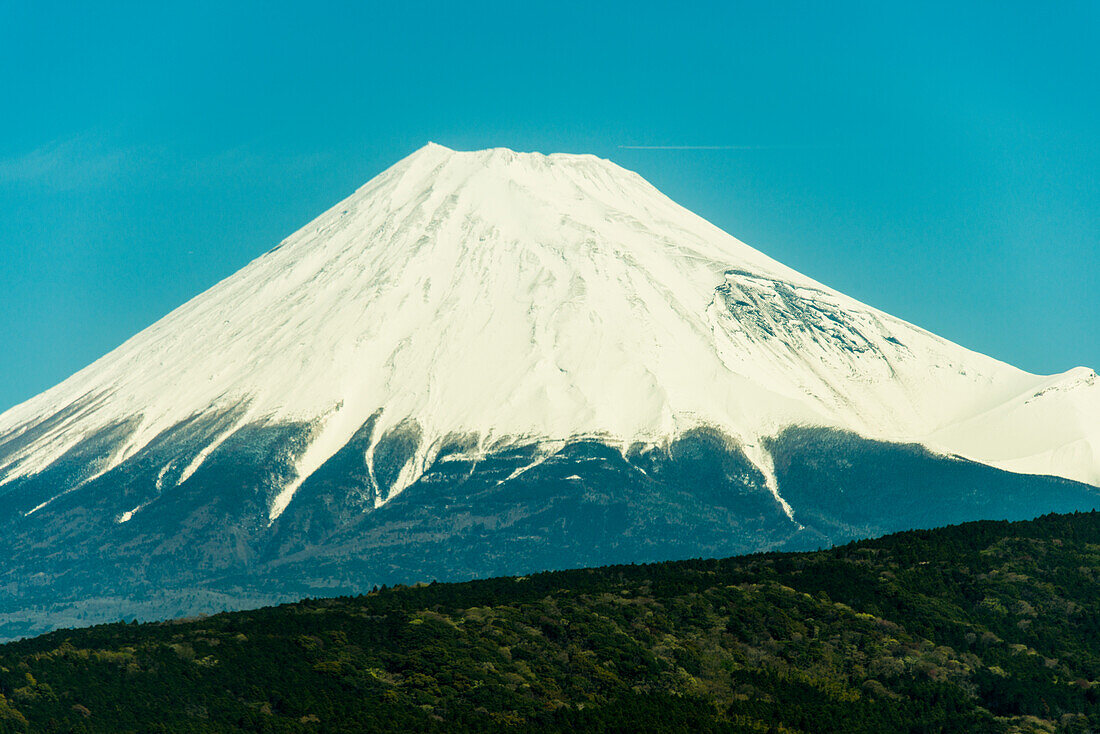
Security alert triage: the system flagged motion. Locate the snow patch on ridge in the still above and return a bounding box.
[740,439,798,523]
[176,416,245,486]
[117,503,148,523]
[269,404,354,522]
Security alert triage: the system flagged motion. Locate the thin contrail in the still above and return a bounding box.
[618,144,829,151]
[619,145,767,150]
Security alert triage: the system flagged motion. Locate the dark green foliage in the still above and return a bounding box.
[1,511,1098,732]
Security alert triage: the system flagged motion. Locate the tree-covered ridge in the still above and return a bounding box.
[1,511,1098,733]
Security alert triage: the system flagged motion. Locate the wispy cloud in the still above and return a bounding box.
[0,134,329,192]
[0,134,155,191]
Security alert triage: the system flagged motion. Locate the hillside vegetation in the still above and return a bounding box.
[0,511,1098,733]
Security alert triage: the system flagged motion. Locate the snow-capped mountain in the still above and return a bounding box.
[0,144,1096,638]
[2,143,1096,511]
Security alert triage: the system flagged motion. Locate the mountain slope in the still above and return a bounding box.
[1,144,1095,520]
[0,144,1096,638]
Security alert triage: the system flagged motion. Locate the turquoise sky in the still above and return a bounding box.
[1,1,1097,411]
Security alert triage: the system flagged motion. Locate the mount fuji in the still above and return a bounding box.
[1,144,1097,638]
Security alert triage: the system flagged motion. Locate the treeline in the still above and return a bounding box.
[0,511,1098,732]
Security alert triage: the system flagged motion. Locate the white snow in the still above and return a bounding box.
[0,143,1096,523]
[23,500,50,517]
[117,505,143,523]
[928,367,1100,487]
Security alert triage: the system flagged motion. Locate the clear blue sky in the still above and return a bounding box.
[1,1,1097,412]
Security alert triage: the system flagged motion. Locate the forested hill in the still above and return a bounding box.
[1,512,1098,733]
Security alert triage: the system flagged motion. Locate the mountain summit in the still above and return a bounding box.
[0,145,1097,638]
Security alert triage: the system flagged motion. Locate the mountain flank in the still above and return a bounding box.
[1,145,1097,638]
